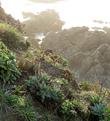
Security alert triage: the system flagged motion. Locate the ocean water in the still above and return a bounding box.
[1,0,110,28]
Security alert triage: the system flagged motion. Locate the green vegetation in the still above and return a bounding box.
[26,75,64,104]
[61,99,85,120]
[0,41,21,84]
[0,88,36,121]
[89,103,107,121]
[0,7,110,121]
[0,23,30,51]
[6,95,36,121]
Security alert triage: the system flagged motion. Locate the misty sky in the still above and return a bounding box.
[1,0,110,28]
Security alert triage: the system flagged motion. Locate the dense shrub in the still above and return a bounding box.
[25,75,64,104]
[80,81,92,91]
[83,90,110,121]
[86,95,103,106]
[89,103,107,121]
[0,41,21,84]
[61,99,85,120]
[0,23,29,51]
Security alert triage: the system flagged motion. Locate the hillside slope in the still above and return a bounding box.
[0,7,110,121]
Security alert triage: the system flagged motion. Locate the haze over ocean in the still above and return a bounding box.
[1,0,110,28]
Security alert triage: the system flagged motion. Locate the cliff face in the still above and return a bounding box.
[70,44,110,87]
[42,27,110,87]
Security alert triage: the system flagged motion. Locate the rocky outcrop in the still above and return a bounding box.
[32,49,79,89]
[42,27,89,59]
[70,44,110,87]
[42,27,110,87]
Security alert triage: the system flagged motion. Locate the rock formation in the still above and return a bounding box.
[42,27,110,87]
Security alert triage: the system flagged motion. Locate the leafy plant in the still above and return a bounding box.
[105,108,110,121]
[15,103,36,121]
[53,78,68,85]
[25,75,50,87]
[13,85,26,95]
[89,103,107,121]
[0,41,21,84]
[61,99,84,119]
[37,85,63,103]
[6,94,36,121]
[25,75,64,104]
[86,94,103,106]
[0,88,10,121]
[80,81,92,91]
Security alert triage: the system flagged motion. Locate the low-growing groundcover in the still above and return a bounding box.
[0,88,36,121]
